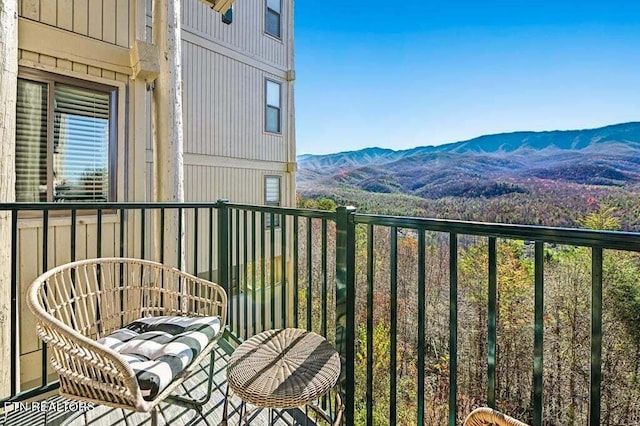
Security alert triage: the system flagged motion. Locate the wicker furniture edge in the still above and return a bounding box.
[464,407,530,426]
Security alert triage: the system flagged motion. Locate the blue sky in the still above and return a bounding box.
[294,1,640,155]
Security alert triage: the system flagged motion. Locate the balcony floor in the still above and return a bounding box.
[4,344,315,426]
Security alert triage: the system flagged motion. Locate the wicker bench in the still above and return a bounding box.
[27,258,227,426]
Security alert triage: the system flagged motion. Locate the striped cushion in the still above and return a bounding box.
[97,316,222,400]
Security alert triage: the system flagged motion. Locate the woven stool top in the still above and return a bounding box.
[227,328,341,409]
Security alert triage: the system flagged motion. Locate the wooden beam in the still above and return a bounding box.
[198,0,234,13]
[18,18,132,75]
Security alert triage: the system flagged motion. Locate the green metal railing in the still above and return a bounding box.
[1,201,639,426]
[350,212,640,426]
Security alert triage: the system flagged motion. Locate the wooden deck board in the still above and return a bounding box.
[2,346,311,426]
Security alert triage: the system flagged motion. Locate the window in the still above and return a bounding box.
[265,0,281,39]
[265,79,281,133]
[16,73,115,202]
[265,176,281,228]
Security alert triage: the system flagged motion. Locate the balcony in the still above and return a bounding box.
[1,201,639,425]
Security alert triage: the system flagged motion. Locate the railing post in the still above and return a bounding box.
[590,247,603,426]
[217,199,230,296]
[335,206,356,425]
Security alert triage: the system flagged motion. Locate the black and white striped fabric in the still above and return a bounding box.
[97,316,222,400]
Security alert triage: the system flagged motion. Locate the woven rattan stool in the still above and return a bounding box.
[222,328,343,425]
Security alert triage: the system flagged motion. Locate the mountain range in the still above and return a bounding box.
[297,122,640,200]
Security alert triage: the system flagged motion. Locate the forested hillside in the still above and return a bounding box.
[296,122,640,424]
[298,122,640,231]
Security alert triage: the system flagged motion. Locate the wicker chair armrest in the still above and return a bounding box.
[162,267,228,330]
[28,282,141,405]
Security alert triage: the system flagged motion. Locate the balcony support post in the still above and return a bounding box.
[151,0,185,268]
[335,206,356,425]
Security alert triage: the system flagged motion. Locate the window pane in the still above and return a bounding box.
[266,81,280,107]
[266,106,280,133]
[267,0,281,14]
[16,79,48,202]
[266,9,281,38]
[53,84,110,202]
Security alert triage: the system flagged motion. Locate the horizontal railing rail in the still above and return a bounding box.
[354,213,640,251]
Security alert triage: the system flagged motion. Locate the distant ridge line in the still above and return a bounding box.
[299,121,640,161]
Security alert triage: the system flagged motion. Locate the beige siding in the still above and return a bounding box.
[18,0,132,48]
[144,0,291,69]
[184,165,290,204]
[182,41,288,161]
[145,161,291,205]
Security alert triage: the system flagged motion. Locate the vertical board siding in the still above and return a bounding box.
[102,0,118,44]
[57,0,74,31]
[87,0,104,40]
[39,0,56,26]
[18,0,131,48]
[182,165,290,272]
[181,0,290,69]
[74,0,90,35]
[184,165,288,204]
[182,41,288,162]
[116,0,130,48]
[18,218,120,389]
[20,0,40,21]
